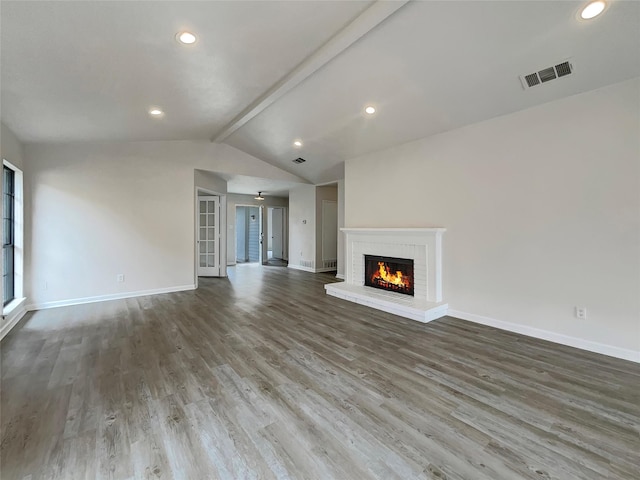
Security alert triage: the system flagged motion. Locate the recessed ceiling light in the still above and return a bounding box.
[580,1,606,19]
[177,31,197,44]
[149,108,163,116]
[364,106,376,115]
[293,140,303,148]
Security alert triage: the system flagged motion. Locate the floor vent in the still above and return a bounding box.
[520,60,573,89]
[322,259,337,269]
[292,157,306,164]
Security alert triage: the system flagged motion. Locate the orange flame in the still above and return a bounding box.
[371,261,411,288]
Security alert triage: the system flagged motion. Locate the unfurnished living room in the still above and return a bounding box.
[1,1,639,479]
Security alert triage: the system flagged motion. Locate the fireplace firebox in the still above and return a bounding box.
[364,255,414,296]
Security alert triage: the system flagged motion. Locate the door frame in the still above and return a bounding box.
[235,203,263,265]
[194,188,227,288]
[268,206,287,261]
[321,200,338,266]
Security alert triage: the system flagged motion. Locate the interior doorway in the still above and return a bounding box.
[268,207,285,260]
[321,200,338,270]
[266,206,287,266]
[236,205,261,264]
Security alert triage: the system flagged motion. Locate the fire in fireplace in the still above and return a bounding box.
[364,255,414,296]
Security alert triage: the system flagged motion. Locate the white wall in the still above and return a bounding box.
[288,184,338,272]
[23,140,304,307]
[225,193,288,265]
[345,78,640,357]
[195,169,228,194]
[288,185,316,269]
[1,122,25,170]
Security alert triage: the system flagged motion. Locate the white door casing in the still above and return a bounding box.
[198,196,221,276]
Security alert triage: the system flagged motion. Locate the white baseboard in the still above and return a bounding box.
[288,264,337,274]
[1,298,27,341]
[287,264,316,273]
[335,273,345,280]
[448,309,640,363]
[314,267,338,273]
[26,284,196,311]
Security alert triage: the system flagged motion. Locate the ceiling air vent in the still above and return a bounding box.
[555,61,572,77]
[538,67,557,83]
[520,60,573,90]
[524,73,540,88]
[292,157,306,164]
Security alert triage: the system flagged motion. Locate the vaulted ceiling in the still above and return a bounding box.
[2,1,639,186]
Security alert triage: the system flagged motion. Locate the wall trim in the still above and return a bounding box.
[26,284,196,312]
[1,297,27,341]
[335,273,345,280]
[288,264,315,273]
[448,309,640,363]
[288,264,336,274]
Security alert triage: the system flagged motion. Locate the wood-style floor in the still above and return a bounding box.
[1,265,639,479]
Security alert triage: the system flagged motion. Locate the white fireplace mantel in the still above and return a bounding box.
[325,227,448,323]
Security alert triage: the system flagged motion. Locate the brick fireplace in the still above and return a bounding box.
[324,228,447,322]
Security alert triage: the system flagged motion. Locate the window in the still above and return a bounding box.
[3,165,15,305]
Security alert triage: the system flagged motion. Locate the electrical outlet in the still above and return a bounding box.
[575,306,587,320]
[117,274,125,283]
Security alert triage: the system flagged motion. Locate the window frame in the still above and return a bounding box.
[3,165,15,306]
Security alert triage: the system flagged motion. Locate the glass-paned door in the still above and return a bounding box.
[198,196,220,276]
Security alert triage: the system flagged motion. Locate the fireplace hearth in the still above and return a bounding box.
[364,255,414,296]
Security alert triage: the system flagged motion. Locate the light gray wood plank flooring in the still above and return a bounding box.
[2,265,639,479]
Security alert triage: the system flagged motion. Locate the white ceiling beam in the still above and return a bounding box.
[210,0,409,143]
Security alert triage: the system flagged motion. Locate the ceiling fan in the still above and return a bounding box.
[254,191,265,200]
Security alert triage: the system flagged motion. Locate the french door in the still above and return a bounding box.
[198,196,221,276]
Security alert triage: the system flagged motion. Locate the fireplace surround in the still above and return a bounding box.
[325,228,447,323]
